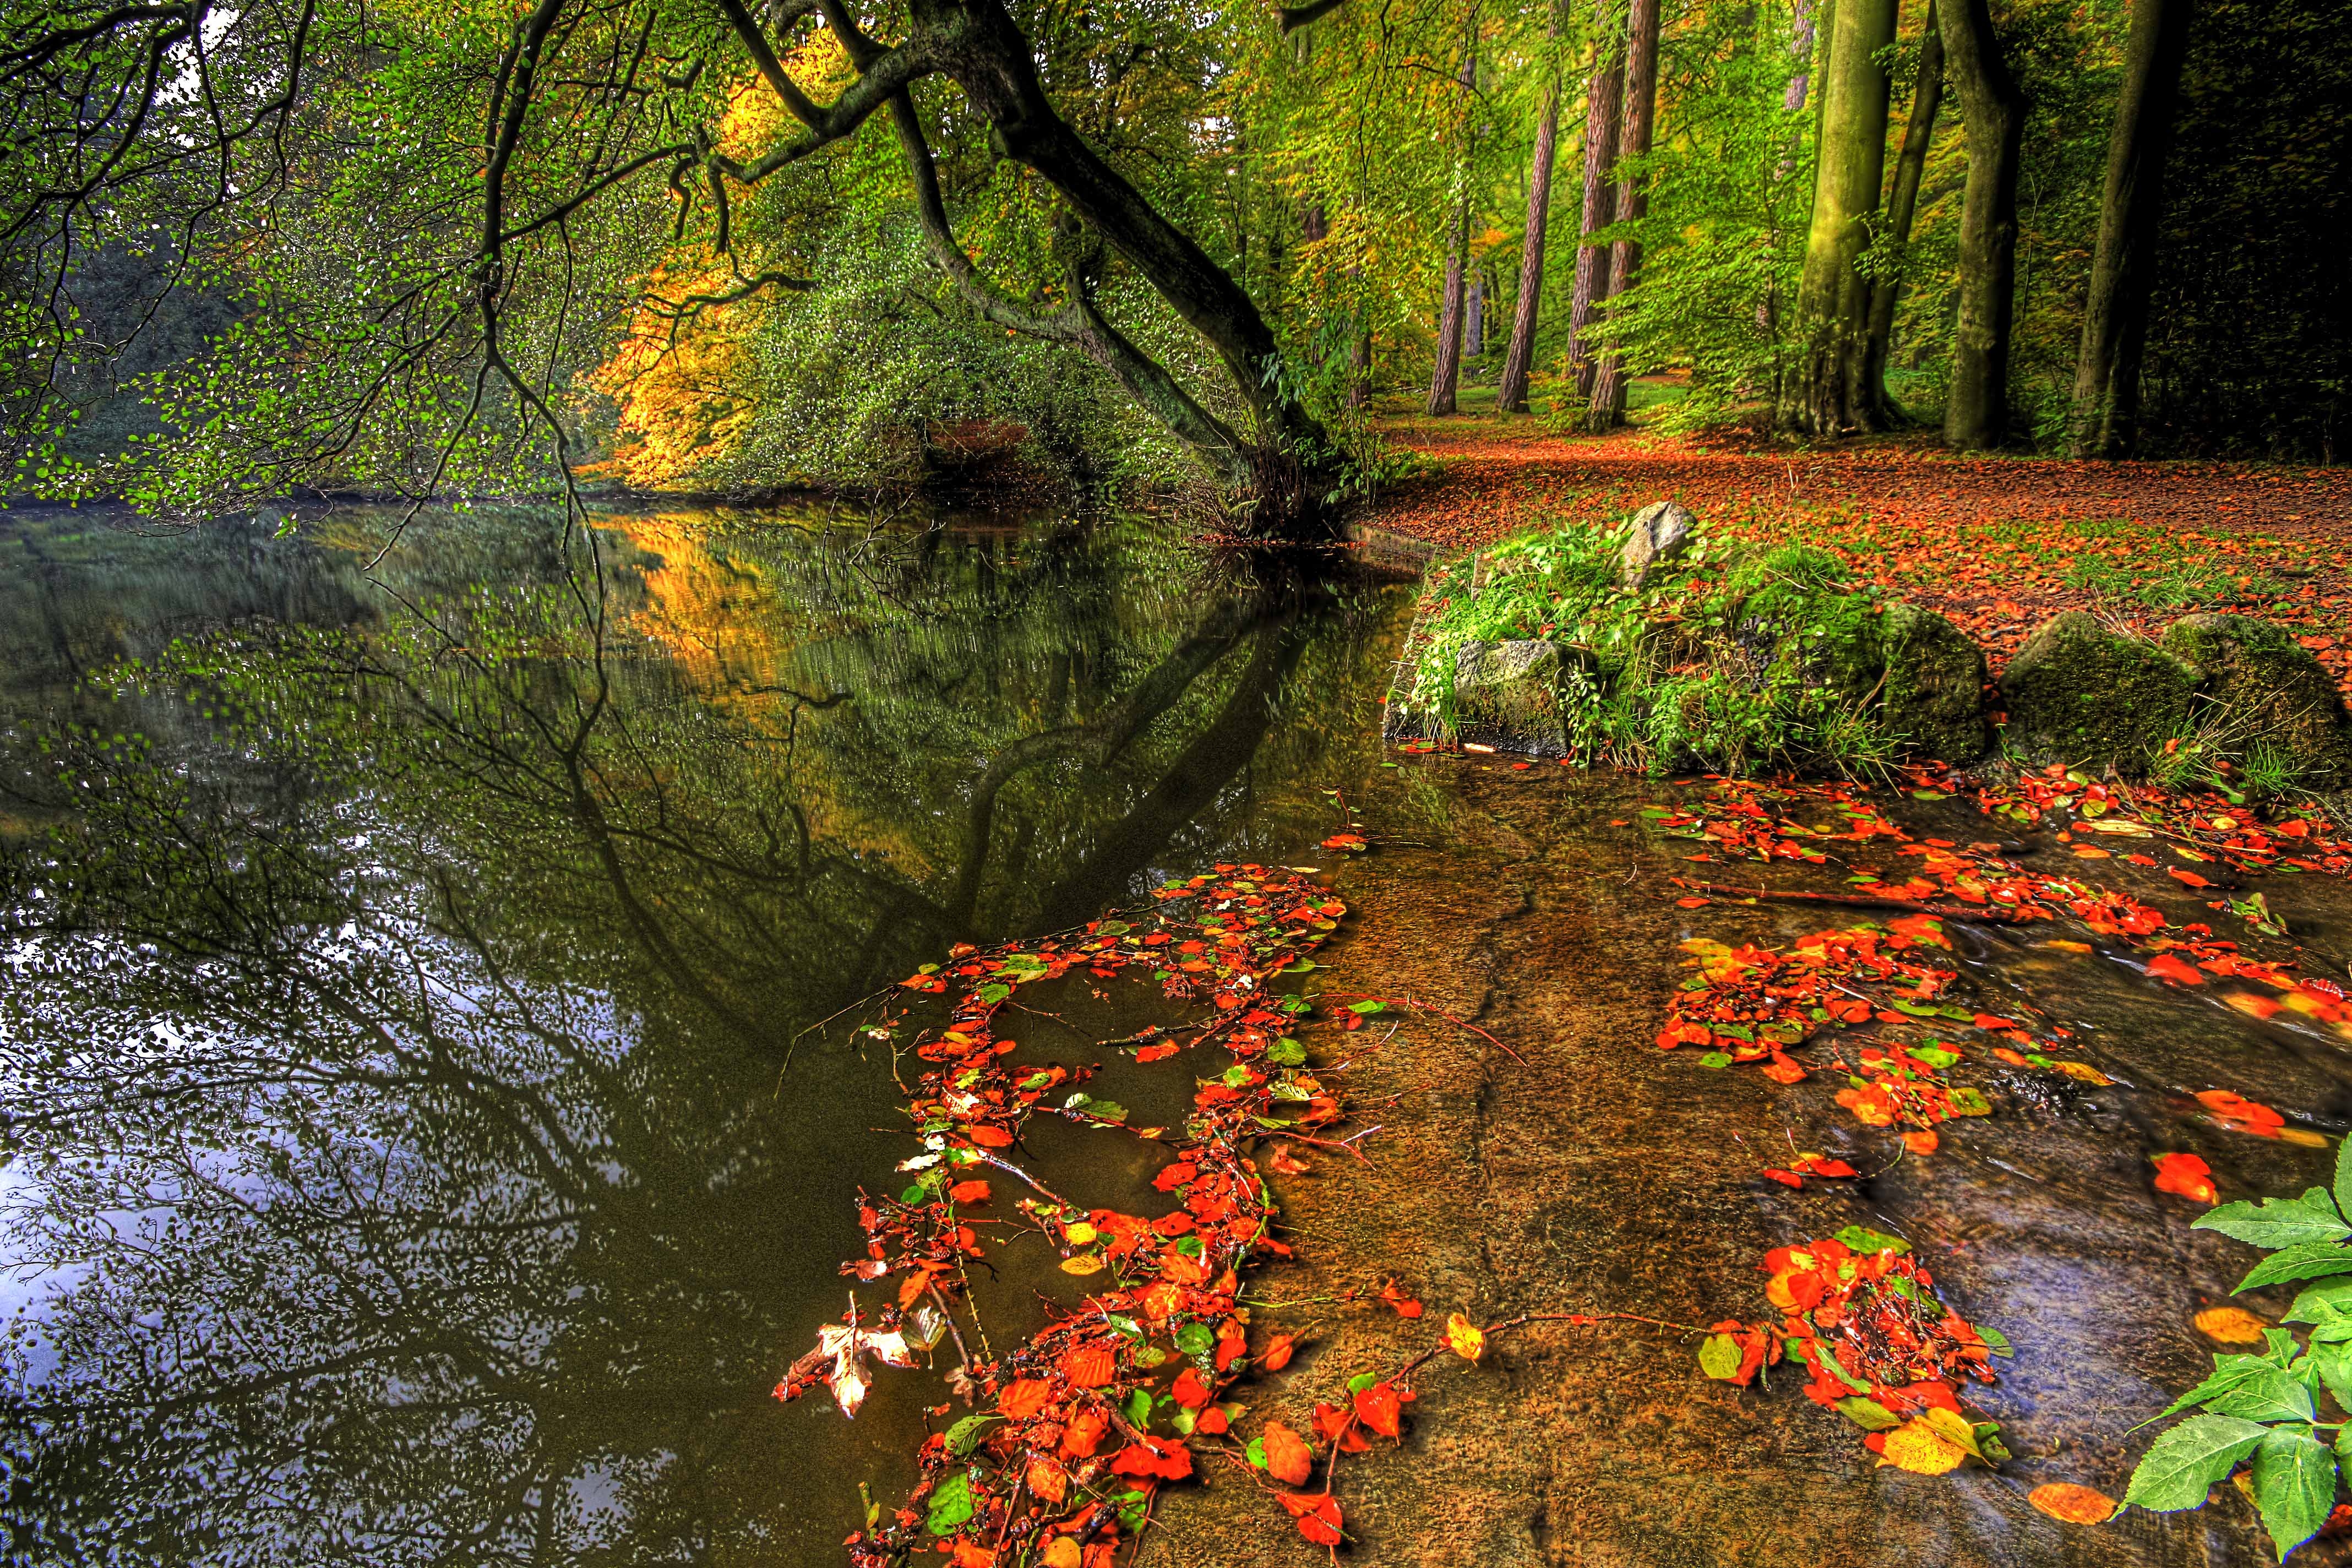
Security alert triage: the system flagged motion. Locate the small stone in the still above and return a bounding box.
[2159,614,2352,787]
[1880,602,1990,763]
[1620,502,1697,587]
[1998,611,2199,774]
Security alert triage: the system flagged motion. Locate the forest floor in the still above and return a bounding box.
[1365,414,2352,698]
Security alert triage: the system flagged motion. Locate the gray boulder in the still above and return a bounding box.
[2160,614,2352,786]
[1998,611,2198,772]
[1880,602,1990,763]
[1451,639,1591,758]
[1620,502,1697,587]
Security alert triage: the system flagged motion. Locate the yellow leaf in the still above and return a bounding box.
[1444,1311,1485,1362]
[2279,1128,2329,1149]
[2195,1305,2270,1344]
[1042,1538,1083,1568]
[1877,1418,1967,1475]
[2028,1483,2115,1525]
[1064,1222,1098,1245]
[2046,940,2094,953]
[1059,1254,1105,1275]
[2048,1060,2113,1086]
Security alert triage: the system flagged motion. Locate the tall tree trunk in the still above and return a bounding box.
[1425,12,1480,416]
[1499,0,1572,413]
[1777,0,1897,434]
[1861,0,1945,421]
[1349,323,1372,409]
[1568,12,1626,399]
[1585,0,1660,430]
[1467,271,1487,356]
[1938,0,2026,449]
[2069,0,2193,458]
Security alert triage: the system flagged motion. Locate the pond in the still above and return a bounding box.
[3,499,2351,1568]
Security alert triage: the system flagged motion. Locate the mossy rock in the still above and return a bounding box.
[2159,614,2352,787]
[1450,639,1588,757]
[1880,602,1990,763]
[1998,611,2198,772]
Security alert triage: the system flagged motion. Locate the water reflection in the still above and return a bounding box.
[0,503,1408,1564]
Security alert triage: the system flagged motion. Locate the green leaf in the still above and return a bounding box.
[1697,1052,1734,1069]
[1124,1389,1153,1428]
[2285,1279,2352,1325]
[1833,1396,1903,1430]
[1346,1371,1379,1394]
[2310,1342,2352,1409]
[2195,1189,2350,1249]
[2124,1413,2272,1511]
[2253,1427,2339,1559]
[1832,1224,1911,1256]
[1245,1436,1267,1469]
[1266,1036,1308,1066]
[977,983,1010,1004]
[2157,1355,2316,1423]
[2239,1242,2352,1294]
[1697,1333,1745,1380]
[1909,1044,1960,1069]
[925,1470,976,1536]
[1947,1086,1994,1117]
[945,1413,999,1457]
[1978,1324,2015,1359]
[1346,1000,1385,1015]
[2335,1134,2352,1224]
[1173,1322,1215,1357]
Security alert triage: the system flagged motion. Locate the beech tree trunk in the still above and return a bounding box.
[1499,0,1571,413]
[1937,0,2026,449]
[1568,15,1626,399]
[1778,0,1897,434]
[1860,0,1944,421]
[1425,15,1480,416]
[2069,0,2193,458]
[1585,0,1660,430]
[1467,272,1487,356]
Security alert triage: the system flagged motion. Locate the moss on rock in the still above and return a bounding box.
[2158,614,2352,788]
[1880,602,1991,764]
[1997,611,2198,772]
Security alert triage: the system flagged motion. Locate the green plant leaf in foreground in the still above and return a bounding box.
[2235,1242,2352,1294]
[2155,1355,2314,1423]
[2196,1188,2351,1249]
[2252,1426,2339,1559]
[2124,1414,2273,1511]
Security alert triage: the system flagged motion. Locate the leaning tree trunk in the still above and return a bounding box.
[1568,12,1626,400]
[1860,0,1945,421]
[2068,0,2193,458]
[1424,14,1480,416]
[1585,0,1660,431]
[1778,0,1898,435]
[1499,0,1572,413]
[1937,0,2026,450]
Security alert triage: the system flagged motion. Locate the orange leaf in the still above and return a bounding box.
[967,1123,1016,1148]
[1261,1419,1314,1484]
[949,1180,992,1205]
[2152,1151,2218,1205]
[2147,954,2205,987]
[1353,1381,1402,1438]
[2028,1483,2116,1524]
[999,1378,1054,1419]
[1260,1332,1297,1371]
[1277,1493,1343,1546]
[1060,1344,1117,1389]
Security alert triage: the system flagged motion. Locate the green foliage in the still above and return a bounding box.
[2126,1140,2352,1558]
[1400,511,1904,774]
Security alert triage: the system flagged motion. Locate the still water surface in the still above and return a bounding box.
[0,501,1407,1565]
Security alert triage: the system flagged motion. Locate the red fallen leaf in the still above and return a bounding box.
[1379,1281,1424,1318]
[999,1378,1055,1418]
[1314,1401,1371,1451]
[1135,1043,1179,1063]
[1760,1053,1807,1085]
[1059,1409,1108,1457]
[967,1123,1016,1148]
[1171,1366,1212,1408]
[948,1180,991,1205]
[1061,1344,1117,1387]
[1353,1381,1402,1438]
[1216,1321,1248,1371]
[2126,853,2158,867]
[1110,1435,1193,1480]
[1261,1419,1314,1484]
[1675,896,1711,908]
[1763,1168,1805,1188]
[2169,867,2212,889]
[1152,1162,1198,1192]
[1801,1156,1859,1178]
[1278,1493,1343,1546]
[1260,1333,1297,1371]
[2153,1151,2219,1205]
[2146,953,2206,987]
[951,1541,997,1568]
[2196,1088,2286,1135]
[1266,1145,1310,1174]
[1026,1454,1069,1503]
[1970,1013,2016,1031]
[1195,1406,1230,1435]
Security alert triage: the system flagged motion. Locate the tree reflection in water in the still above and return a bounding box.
[0,504,1408,1565]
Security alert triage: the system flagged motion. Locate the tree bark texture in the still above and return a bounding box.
[1568,13,1626,399]
[1778,0,1897,434]
[2068,0,2193,458]
[1585,0,1660,429]
[1937,0,2027,449]
[1426,14,1480,417]
[1499,0,1571,413]
[1861,0,1944,421]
